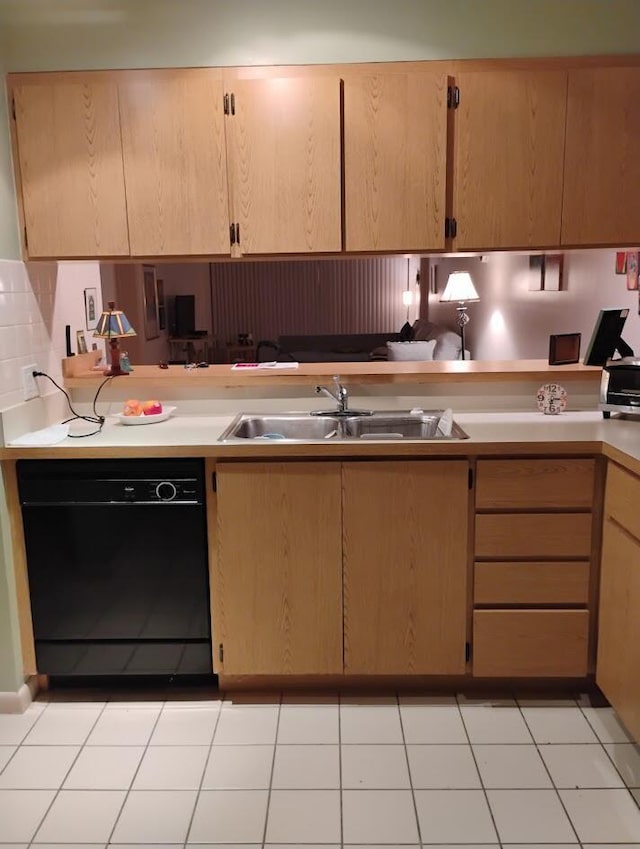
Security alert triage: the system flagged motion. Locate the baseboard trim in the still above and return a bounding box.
[0,676,39,714]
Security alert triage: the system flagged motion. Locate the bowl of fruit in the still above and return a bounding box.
[116,400,176,425]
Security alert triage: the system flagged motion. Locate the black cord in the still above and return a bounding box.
[33,370,116,438]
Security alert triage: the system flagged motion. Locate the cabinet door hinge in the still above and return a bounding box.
[23,226,28,250]
[234,222,240,245]
[468,467,474,489]
[465,641,471,663]
[218,643,224,663]
[445,217,458,239]
[447,85,460,109]
[230,92,236,115]
[229,223,236,246]
[223,93,230,115]
[11,96,16,121]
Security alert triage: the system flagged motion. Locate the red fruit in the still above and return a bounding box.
[142,400,163,416]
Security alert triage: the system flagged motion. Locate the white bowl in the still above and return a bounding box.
[116,406,176,425]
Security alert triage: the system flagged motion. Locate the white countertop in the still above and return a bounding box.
[4,410,640,469]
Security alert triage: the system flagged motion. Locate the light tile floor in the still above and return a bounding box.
[0,690,640,846]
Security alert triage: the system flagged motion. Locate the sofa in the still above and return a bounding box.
[256,322,467,363]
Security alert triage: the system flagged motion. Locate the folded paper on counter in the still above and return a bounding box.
[9,424,70,446]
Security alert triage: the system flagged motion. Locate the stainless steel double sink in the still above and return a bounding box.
[218,411,470,442]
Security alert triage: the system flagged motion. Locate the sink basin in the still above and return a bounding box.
[225,415,342,441]
[344,412,469,440]
[219,411,469,442]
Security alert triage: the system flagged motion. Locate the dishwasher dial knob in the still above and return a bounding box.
[155,481,177,502]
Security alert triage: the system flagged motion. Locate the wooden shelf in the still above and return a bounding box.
[62,357,602,390]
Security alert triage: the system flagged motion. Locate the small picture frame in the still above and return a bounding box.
[84,287,98,331]
[627,251,639,291]
[616,252,628,275]
[548,332,581,365]
[76,330,88,355]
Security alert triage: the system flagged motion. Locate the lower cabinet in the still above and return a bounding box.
[597,463,640,741]
[342,460,469,674]
[473,458,597,678]
[214,458,470,677]
[214,462,343,675]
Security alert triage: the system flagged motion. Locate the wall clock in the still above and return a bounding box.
[537,383,567,415]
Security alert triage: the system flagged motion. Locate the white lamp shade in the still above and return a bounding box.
[440,271,479,303]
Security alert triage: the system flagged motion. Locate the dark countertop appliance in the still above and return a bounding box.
[18,458,212,680]
[600,359,640,418]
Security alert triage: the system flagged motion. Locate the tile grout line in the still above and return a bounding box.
[515,695,583,845]
[456,692,504,849]
[0,699,51,778]
[25,697,109,849]
[103,692,169,847]
[181,694,224,849]
[578,700,640,807]
[397,691,423,849]
[339,691,343,849]
[261,692,283,849]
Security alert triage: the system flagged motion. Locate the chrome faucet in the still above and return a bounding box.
[314,376,349,413]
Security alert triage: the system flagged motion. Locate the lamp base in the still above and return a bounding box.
[103,366,128,377]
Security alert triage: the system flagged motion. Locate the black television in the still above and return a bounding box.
[583,308,634,366]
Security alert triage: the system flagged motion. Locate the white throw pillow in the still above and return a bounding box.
[387,340,437,361]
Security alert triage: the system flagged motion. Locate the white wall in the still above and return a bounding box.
[428,250,640,361]
[2,0,638,71]
[0,45,20,260]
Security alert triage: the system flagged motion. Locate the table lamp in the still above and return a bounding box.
[93,301,137,376]
[440,271,479,361]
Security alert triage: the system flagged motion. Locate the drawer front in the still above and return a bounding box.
[476,459,595,509]
[474,561,590,605]
[475,513,592,559]
[473,609,589,677]
[606,462,640,542]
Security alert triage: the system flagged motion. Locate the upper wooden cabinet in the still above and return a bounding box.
[119,70,230,256]
[343,72,447,251]
[12,78,130,258]
[562,67,640,246]
[452,70,567,250]
[225,77,342,254]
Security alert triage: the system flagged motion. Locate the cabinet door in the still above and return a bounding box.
[343,460,469,674]
[562,67,640,246]
[453,70,566,249]
[119,70,230,256]
[13,80,129,258]
[215,462,342,675]
[597,517,640,741]
[227,77,342,254]
[344,73,447,251]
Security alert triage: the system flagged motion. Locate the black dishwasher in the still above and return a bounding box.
[18,458,212,680]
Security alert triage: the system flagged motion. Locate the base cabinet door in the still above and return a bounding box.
[597,517,640,741]
[214,462,343,675]
[342,460,469,674]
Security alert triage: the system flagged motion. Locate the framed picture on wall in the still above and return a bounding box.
[142,265,160,340]
[627,251,639,292]
[84,287,98,331]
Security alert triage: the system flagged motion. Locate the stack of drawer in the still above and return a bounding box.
[472,458,596,677]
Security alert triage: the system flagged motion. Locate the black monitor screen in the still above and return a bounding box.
[583,308,631,366]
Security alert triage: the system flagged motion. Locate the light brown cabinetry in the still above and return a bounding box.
[214,462,343,675]
[343,72,447,251]
[119,70,230,256]
[562,67,640,246]
[12,78,130,258]
[214,458,469,678]
[452,70,567,249]
[226,77,342,254]
[473,458,596,677]
[342,460,469,674]
[597,462,640,741]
